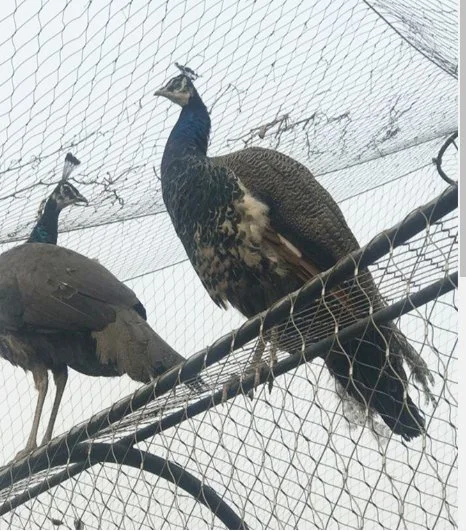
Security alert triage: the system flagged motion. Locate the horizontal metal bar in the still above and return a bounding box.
[123,271,458,447]
[0,462,90,517]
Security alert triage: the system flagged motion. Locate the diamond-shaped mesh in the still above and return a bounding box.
[0,0,457,529]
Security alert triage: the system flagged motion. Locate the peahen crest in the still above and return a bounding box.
[174,62,199,80]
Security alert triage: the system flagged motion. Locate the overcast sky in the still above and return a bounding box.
[0,0,457,528]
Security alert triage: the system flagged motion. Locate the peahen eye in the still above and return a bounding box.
[63,184,73,195]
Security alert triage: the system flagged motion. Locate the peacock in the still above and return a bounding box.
[155,70,433,440]
[0,155,192,459]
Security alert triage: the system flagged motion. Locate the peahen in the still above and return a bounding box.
[155,72,433,440]
[0,156,192,459]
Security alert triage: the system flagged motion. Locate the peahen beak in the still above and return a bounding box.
[74,192,88,205]
[154,87,170,98]
[154,88,190,107]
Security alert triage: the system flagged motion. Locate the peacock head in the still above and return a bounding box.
[50,181,88,211]
[154,74,197,107]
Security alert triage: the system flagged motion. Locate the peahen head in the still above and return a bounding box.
[27,153,87,244]
[154,74,197,107]
[49,180,88,211]
[48,153,87,211]
[155,67,210,165]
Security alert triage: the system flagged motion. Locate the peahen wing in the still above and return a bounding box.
[0,243,142,332]
[213,146,360,271]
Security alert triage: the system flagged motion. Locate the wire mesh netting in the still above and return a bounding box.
[0,0,458,529]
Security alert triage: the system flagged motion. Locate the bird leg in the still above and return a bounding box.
[221,328,278,403]
[15,367,48,460]
[245,327,279,397]
[267,328,279,393]
[41,368,68,445]
[221,336,266,403]
[246,334,268,399]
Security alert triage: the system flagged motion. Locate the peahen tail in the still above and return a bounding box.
[323,325,425,440]
[92,308,207,393]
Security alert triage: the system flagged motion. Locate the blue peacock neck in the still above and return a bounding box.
[27,199,59,244]
[161,92,211,174]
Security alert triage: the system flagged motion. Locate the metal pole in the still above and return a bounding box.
[0,443,249,530]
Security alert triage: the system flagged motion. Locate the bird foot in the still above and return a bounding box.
[247,340,278,398]
[14,443,37,461]
[220,331,279,404]
[245,360,275,399]
[221,359,276,404]
[221,375,240,404]
[242,331,278,399]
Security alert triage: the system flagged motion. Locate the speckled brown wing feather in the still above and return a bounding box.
[213,147,364,315]
[261,226,321,281]
[212,147,360,271]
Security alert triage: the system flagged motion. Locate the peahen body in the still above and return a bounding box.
[155,73,433,440]
[0,155,189,459]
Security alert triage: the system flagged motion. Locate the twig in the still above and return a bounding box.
[227,111,350,146]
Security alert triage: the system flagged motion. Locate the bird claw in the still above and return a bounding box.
[267,339,278,394]
[248,360,272,398]
[245,364,263,401]
[254,364,262,389]
[221,373,246,404]
[221,330,279,403]
[14,444,37,461]
[243,363,264,400]
[221,381,230,404]
[222,360,276,403]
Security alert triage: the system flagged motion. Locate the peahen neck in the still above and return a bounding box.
[161,92,211,174]
[27,199,59,244]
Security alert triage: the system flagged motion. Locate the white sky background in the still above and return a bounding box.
[0,0,458,528]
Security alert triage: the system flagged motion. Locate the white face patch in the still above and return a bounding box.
[156,75,193,107]
[166,91,191,106]
[179,77,188,91]
[52,182,87,210]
